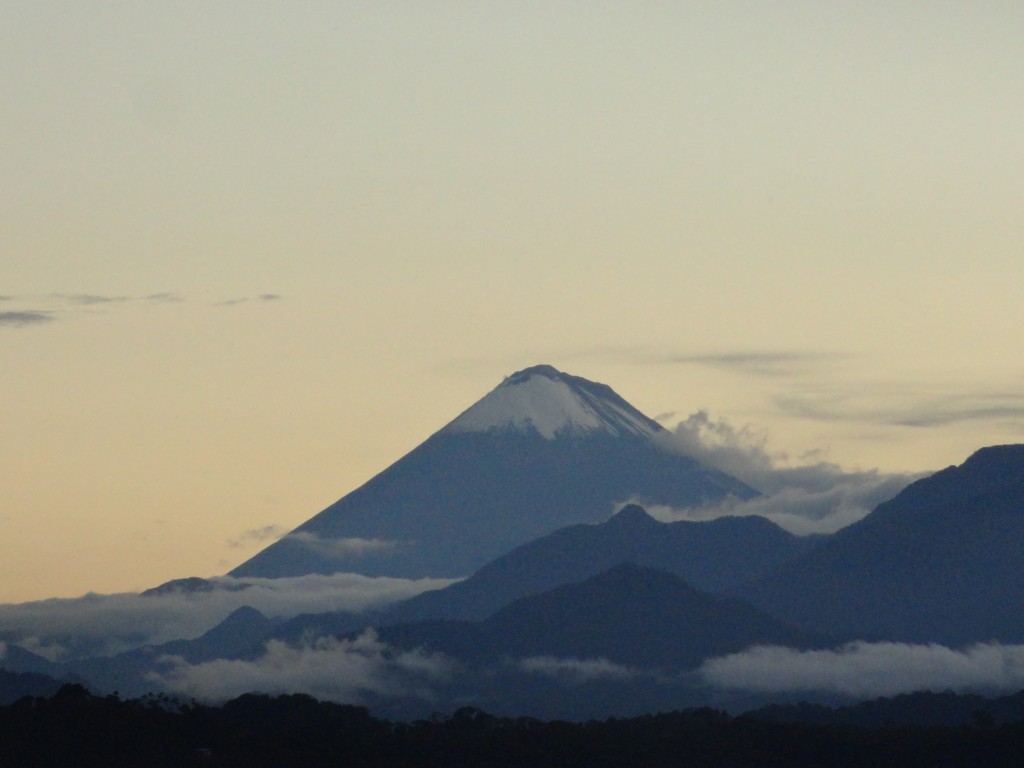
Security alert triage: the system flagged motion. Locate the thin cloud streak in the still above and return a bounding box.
[285,533,401,559]
[0,311,53,327]
[228,525,288,549]
[518,656,641,685]
[2,291,278,316]
[777,390,1024,429]
[58,293,131,305]
[215,294,284,307]
[143,293,182,303]
[664,351,840,378]
[544,345,841,378]
[572,345,1024,435]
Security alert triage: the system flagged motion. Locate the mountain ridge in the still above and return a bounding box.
[375,562,834,670]
[379,503,816,624]
[741,444,1024,643]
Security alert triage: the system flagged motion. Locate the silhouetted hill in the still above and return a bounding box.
[742,444,1024,643]
[8,686,1024,767]
[377,563,832,669]
[0,644,66,678]
[65,606,277,698]
[382,504,816,624]
[747,689,1024,728]
[0,669,78,705]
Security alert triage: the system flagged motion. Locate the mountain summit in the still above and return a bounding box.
[230,365,756,580]
[443,364,663,439]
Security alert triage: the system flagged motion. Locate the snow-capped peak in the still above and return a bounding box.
[442,365,664,440]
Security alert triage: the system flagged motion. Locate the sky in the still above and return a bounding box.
[3,2,1023,603]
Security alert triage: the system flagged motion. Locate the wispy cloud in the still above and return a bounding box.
[216,294,283,307]
[544,346,840,378]
[285,533,401,559]
[699,642,1024,698]
[649,411,920,534]
[574,346,1024,435]
[0,310,53,328]
[228,525,288,549]
[1,291,279,317]
[518,656,641,685]
[57,293,131,306]
[152,629,455,703]
[143,293,182,303]
[664,351,840,378]
[778,388,1024,429]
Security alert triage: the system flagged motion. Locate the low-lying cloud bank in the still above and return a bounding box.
[156,639,1024,704]
[517,656,640,685]
[153,629,455,704]
[650,411,923,534]
[155,644,647,703]
[700,642,1024,698]
[0,573,456,661]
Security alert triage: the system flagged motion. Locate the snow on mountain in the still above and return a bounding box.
[443,364,663,439]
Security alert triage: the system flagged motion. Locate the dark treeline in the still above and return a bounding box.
[3,684,1024,767]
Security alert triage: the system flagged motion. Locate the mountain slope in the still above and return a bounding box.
[65,606,278,698]
[231,365,756,579]
[742,444,1024,643]
[0,644,66,677]
[376,563,832,670]
[381,504,817,624]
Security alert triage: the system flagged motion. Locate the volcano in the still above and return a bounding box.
[230,365,756,579]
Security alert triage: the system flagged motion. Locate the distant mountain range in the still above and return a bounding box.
[230,365,756,579]
[7,365,1024,719]
[380,503,816,624]
[375,563,833,671]
[46,560,835,712]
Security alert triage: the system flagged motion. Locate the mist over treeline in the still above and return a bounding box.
[3,684,1024,767]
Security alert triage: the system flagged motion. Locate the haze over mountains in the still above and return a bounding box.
[4,364,1024,719]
